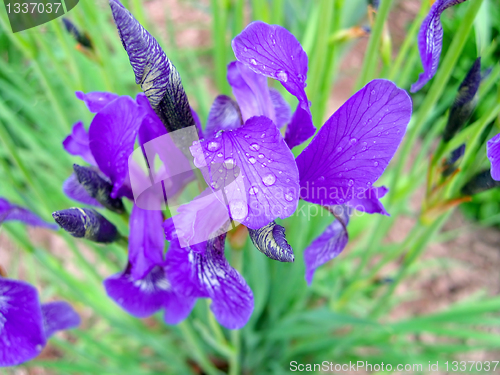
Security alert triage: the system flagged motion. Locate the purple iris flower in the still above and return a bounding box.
[411,0,468,93]
[0,278,80,367]
[487,134,500,181]
[0,198,57,230]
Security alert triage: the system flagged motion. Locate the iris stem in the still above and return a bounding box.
[229,246,243,375]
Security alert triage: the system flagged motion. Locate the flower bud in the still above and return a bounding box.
[52,208,119,243]
[248,221,294,262]
[62,18,93,49]
[443,58,481,142]
[73,164,125,214]
[461,170,500,196]
[442,144,465,177]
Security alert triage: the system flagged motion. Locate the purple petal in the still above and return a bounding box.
[109,0,197,133]
[41,301,80,338]
[75,91,119,113]
[63,174,103,208]
[129,205,165,280]
[227,61,274,123]
[190,116,299,229]
[284,105,316,149]
[205,95,242,138]
[89,96,144,198]
[296,79,411,205]
[191,107,203,137]
[0,198,58,230]
[487,133,500,181]
[104,265,194,322]
[269,88,291,129]
[411,0,468,93]
[304,206,350,284]
[0,278,46,367]
[165,235,254,329]
[62,121,97,165]
[346,186,389,215]
[232,21,314,140]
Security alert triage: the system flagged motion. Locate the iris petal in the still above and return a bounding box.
[346,186,389,216]
[62,121,96,165]
[205,95,242,137]
[0,198,58,229]
[75,91,119,113]
[41,301,80,338]
[62,174,103,208]
[487,133,500,181]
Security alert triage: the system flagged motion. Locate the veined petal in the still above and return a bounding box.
[109,0,196,134]
[269,88,291,129]
[129,205,165,280]
[89,96,144,197]
[0,278,46,367]
[304,205,350,284]
[487,133,500,181]
[75,91,119,113]
[190,116,299,229]
[411,0,468,93]
[205,95,242,138]
[346,186,389,216]
[248,221,294,262]
[62,174,103,208]
[0,198,58,230]
[284,105,316,149]
[227,61,274,124]
[62,121,96,165]
[296,79,411,205]
[41,301,80,338]
[165,235,254,329]
[232,21,314,143]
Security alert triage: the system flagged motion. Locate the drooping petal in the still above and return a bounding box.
[89,96,144,197]
[248,221,294,262]
[109,0,197,135]
[0,279,46,367]
[296,79,411,206]
[284,105,316,149]
[75,91,119,113]
[487,133,500,181]
[73,165,125,214]
[0,198,58,230]
[165,235,254,329]
[129,205,165,280]
[411,0,468,93]
[41,301,80,338]
[304,206,350,284]
[62,121,96,165]
[190,116,299,229]
[104,265,194,322]
[346,186,389,216]
[227,61,274,123]
[205,95,242,137]
[269,88,292,129]
[232,21,314,139]
[63,174,103,207]
[52,208,120,243]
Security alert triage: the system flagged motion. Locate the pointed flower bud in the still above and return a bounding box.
[73,164,125,214]
[443,58,481,142]
[442,144,465,177]
[461,170,500,196]
[52,208,119,243]
[248,221,294,262]
[109,0,195,134]
[62,18,93,49]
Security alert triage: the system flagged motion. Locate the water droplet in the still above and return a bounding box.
[373,161,379,167]
[298,73,305,83]
[224,158,235,169]
[338,198,345,204]
[211,181,219,189]
[249,186,259,195]
[286,178,290,182]
[217,152,223,158]
[261,163,266,167]
[367,182,372,187]
[244,134,250,139]
[250,58,257,65]
[229,200,248,220]
[244,47,248,52]
[385,131,389,135]
[338,173,343,177]
[276,70,288,82]
[284,192,294,202]
[258,153,265,159]
[350,138,357,145]
[371,90,376,95]
[262,173,276,186]
[207,141,221,151]
[348,179,354,186]
[250,143,260,151]
[318,176,325,181]
[272,38,276,45]
[396,129,401,134]
[261,133,266,138]
[336,146,343,152]
[248,156,256,164]
[351,156,355,160]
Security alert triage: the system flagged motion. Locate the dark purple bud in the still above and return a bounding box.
[443,58,481,142]
[442,143,465,177]
[52,208,120,243]
[368,0,380,10]
[73,164,125,214]
[109,0,196,135]
[461,169,500,196]
[62,18,93,49]
[248,221,294,262]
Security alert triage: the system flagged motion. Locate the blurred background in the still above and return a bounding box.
[1,0,499,374]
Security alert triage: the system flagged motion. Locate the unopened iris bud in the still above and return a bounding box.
[73,164,125,214]
[52,208,120,243]
[62,18,93,49]
[461,170,500,196]
[248,221,294,262]
[442,144,465,177]
[443,58,481,142]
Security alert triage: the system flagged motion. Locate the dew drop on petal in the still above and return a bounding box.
[284,192,294,202]
[249,143,260,151]
[373,161,379,167]
[217,152,223,158]
[248,156,256,164]
[258,153,265,159]
[250,58,257,65]
[244,47,248,52]
[224,158,235,169]
[348,179,354,186]
[262,173,276,186]
[371,90,376,95]
[229,200,248,220]
[336,146,343,152]
[249,186,259,195]
[276,70,288,83]
[318,176,325,181]
[207,141,221,151]
[350,138,357,145]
